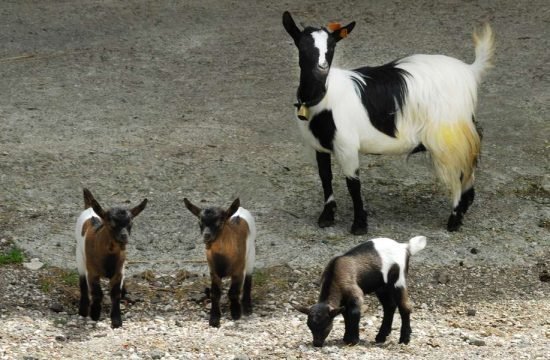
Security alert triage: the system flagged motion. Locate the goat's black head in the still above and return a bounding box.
[83,188,147,246]
[293,302,344,347]
[184,198,240,246]
[283,11,355,104]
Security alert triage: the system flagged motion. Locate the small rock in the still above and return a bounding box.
[539,270,550,282]
[435,271,450,284]
[466,309,476,316]
[149,350,164,359]
[470,248,479,254]
[233,354,249,360]
[23,258,44,271]
[50,303,64,313]
[55,334,67,342]
[468,337,486,346]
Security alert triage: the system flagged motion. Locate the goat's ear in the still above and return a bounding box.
[83,188,95,209]
[291,303,310,315]
[283,11,301,45]
[90,198,106,220]
[226,198,240,218]
[184,198,201,218]
[130,198,148,218]
[331,21,355,42]
[329,306,345,318]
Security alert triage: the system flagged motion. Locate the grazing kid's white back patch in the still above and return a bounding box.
[311,30,329,67]
[371,238,408,288]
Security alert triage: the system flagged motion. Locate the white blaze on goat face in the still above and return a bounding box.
[311,30,329,69]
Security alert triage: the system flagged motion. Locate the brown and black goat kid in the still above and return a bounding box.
[294,236,426,347]
[184,198,256,327]
[75,188,147,328]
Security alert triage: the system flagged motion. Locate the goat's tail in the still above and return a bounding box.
[471,23,495,82]
[83,188,94,209]
[407,236,427,256]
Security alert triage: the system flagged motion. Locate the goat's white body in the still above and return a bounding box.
[371,236,426,289]
[301,53,482,176]
[232,207,256,275]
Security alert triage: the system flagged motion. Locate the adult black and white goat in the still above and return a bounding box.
[294,236,427,347]
[184,198,256,327]
[75,188,147,328]
[283,11,495,234]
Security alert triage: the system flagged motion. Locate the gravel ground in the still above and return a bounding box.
[1,248,549,359]
[1,0,549,359]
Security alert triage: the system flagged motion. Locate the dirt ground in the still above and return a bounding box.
[0,0,549,358]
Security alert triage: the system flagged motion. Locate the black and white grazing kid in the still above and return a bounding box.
[283,11,495,234]
[293,236,427,347]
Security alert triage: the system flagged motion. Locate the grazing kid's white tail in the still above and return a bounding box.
[408,236,427,256]
[471,23,495,82]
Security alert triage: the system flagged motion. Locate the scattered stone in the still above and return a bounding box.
[435,271,450,284]
[149,350,164,359]
[470,247,479,254]
[55,334,67,342]
[539,270,550,282]
[49,303,64,313]
[23,258,44,271]
[468,337,486,346]
[467,309,476,316]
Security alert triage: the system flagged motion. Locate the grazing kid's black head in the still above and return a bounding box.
[184,198,240,245]
[293,302,344,347]
[283,11,355,105]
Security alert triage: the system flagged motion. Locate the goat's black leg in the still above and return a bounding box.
[89,276,103,321]
[209,275,222,327]
[346,174,368,235]
[394,287,412,344]
[342,299,362,346]
[375,288,397,343]
[109,276,123,328]
[228,275,243,320]
[78,275,90,317]
[242,274,253,315]
[316,151,337,228]
[447,187,475,232]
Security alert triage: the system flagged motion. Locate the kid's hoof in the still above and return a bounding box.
[398,336,410,345]
[375,334,387,343]
[209,318,220,327]
[343,336,359,346]
[350,223,368,235]
[111,318,122,329]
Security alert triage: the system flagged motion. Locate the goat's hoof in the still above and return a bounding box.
[318,211,335,228]
[350,223,368,235]
[446,214,463,232]
[209,318,220,327]
[111,318,122,329]
[375,334,387,343]
[343,337,359,346]
[398,336,410,345]
[243,306,253,316]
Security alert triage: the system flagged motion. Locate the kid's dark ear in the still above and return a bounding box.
[331,21,355,42]
[226,198,240,217]
[90,198,106,220]
[184,198,202,218]
[291,303,311,315]
[283,11,301,45]
[130,199,148,218]
[329,306,345,318]
[83,188,95,209]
